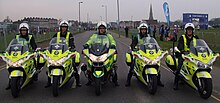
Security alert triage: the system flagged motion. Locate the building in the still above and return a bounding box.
[142,4,158,26]
[13,17,59,33]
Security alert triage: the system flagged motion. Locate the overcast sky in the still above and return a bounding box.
[0,0,220,23]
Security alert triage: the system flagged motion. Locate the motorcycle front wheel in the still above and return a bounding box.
[95,78,102,96]
[10,77,21,98]
[53,76,60,97]
[198,78,212,99]
[147,75,157,95]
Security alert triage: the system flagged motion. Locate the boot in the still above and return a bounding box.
[112,70,119,86]
[75,73,82,87]
[5,79,11,90]
[157,73,164,87]
[45,77,52,88]
[34,73,38,81]
[173,75,179,90]
[86,80,92,86]
[125,72,133,87]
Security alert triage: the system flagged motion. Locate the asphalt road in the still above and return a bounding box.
[0,31,220,103]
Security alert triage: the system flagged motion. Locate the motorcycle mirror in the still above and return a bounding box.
[0,51,5,53]
[133,48,139,51]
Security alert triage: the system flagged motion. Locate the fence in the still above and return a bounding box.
[0,30,80,51]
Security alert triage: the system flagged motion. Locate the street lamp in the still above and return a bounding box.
[79,1,83,32]
[102,5,107,23]
[100,16,103,21]
[116,0,120,37]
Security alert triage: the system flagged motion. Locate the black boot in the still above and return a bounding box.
[173,75,179,90]
[125,72,133,87]
[5,79,11,90]
[86,80,92,86]
[157,73,164,87]
[34,73,38,81]
[75,73,82,87]
[45,77,52,88]
[86,75,92,86]
[112,70,119,86]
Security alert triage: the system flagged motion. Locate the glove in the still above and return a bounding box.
[83,44,89,49]
[70,48,75,52]
[109,45,116,49]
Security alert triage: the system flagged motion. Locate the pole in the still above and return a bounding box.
[117,0,120,38]
[105,5,107,23]
[79,2,83,32]
[3,28,7,48]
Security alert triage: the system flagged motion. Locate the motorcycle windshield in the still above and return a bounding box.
[190,39,212,56]
[5,38,29,54]
[48,37,68,53]
[89,35,110,56]
[139,37,160,53]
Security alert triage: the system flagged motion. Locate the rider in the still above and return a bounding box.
[125,23,164,87]
[173,23,199,90]
[45,20,82,88]
[83,21,119,86]
[6,23,37,90]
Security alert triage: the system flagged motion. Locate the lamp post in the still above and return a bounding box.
[116,0,120,37]
[79,1,83,32]
[102,5,107,23]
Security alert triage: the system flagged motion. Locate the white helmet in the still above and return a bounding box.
[138,23,148,32]
[97,21,107,30]
[19,23,29,33]
[184,23,195,33]
[59,20,69,27]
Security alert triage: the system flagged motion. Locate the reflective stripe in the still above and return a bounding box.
[16,34,33,50]
[137,35,143,46]
[182,35,196,51]
[57,32,70,45]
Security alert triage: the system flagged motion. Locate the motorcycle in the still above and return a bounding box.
[0,38,38,98]
[165,39,219,99]
[81,35,117,96]
[126,37,167,95]
[40,37,80,97]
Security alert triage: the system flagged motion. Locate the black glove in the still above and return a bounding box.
[110,45,116,49]
[83,44,89,49]
[70,48,75,52]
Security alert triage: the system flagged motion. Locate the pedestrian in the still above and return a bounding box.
[153,25,156,39]
[148,24,152,36]
[159,25,164,41]
[164,26,169,41]
[125,26,129,38]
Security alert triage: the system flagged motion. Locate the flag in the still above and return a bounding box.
[163,2,171,27]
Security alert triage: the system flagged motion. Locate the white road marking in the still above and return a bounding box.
[0,64,6,71]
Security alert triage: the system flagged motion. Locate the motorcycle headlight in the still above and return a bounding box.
[143,56,151,64]
[196,60,207,69]
[89,54,108,62]
[3,57,13,66]
[56,57,67,65]
[11,58,24,67]
[151,57,160,65]
[47,56,67,66]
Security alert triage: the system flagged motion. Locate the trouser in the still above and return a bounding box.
[174,55,184,84]
[72,58,80,84]
[153,32,156,39]
[160,34,163,41]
